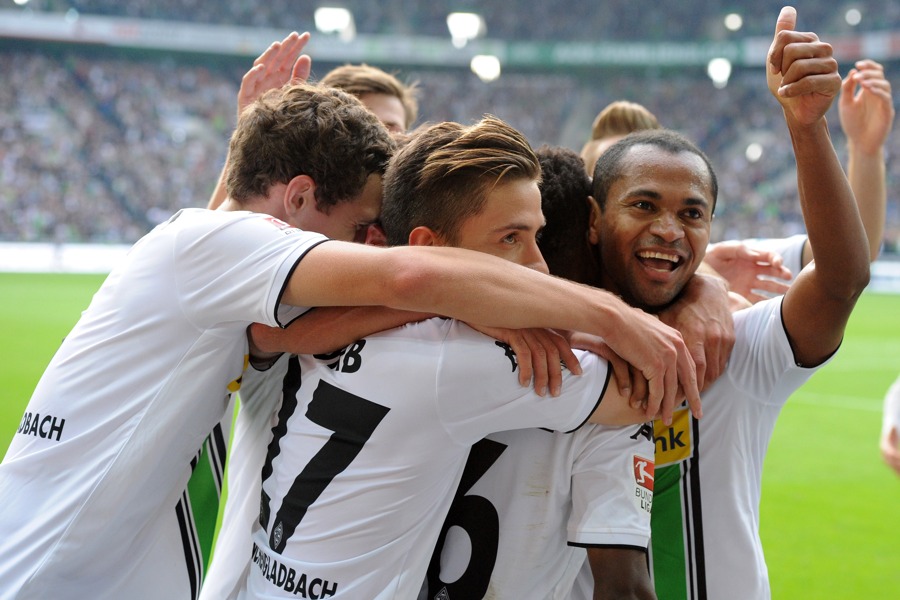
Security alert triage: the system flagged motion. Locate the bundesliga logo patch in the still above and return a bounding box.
[262,215,291,229]
[633,454,654,513]
[633,455,654,491]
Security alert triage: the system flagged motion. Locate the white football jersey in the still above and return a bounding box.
[0,209,326,600]
[422,422,654,600]
[202,357,293,600]
[239,319,611,599]
[650,296,830,600]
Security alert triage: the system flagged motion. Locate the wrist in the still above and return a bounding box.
[847,141,885,160]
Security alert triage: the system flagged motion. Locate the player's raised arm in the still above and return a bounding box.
[768,6,870,367]
[283,241,700,424]
[208,32,312,210]
[839,59,894,262]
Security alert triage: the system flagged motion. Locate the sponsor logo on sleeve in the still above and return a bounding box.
[653,406,693,467]
[633,454,654,513]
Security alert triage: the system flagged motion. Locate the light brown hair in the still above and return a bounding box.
[581,100,661,174]
[381,115,540,246]
[321,64,419,130]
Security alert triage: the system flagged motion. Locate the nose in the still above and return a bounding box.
[526,242,550,275]
[648,212,684,242]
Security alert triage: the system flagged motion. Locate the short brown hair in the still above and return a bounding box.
[381,115,540,246]
[226,82,394,211]
[321,64,419,130]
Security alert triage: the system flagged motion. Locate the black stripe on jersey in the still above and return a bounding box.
[260,356,303,528]
[207,422,228,493]
[681,415,707,600]
[568,542,649,552]
[275,238,332,328]
[175,490,202,600]
[689,415,707,599]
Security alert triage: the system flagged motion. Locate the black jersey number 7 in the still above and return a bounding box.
[269,380,389,553]
[426,438,507,599]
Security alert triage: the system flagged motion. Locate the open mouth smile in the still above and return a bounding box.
[636,250,683,272]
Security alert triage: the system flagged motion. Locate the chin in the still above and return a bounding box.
[632,287,680,312]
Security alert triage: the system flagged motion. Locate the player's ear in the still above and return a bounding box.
[284,175,317,220]
[586,196,602,245]
[408,226,441,247]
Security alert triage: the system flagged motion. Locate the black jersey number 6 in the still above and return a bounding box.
[426,438,507,599]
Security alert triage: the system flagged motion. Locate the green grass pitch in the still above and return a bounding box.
[1,272,898,597]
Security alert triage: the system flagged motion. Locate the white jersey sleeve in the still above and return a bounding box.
[568,423,654,549]
[435,323,610,442]
[167,210,326,327]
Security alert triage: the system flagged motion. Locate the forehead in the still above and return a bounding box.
[343,173,383,219]
[615,144,713,197]
[458,177,543,233]
[358,92,407,133]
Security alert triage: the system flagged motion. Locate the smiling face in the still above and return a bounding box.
[597,143,713,311]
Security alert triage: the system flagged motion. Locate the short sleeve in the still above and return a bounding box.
[172,212,328,328]
[435,322,609,445]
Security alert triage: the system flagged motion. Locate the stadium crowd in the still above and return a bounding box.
[14,0,900,41]
[3,46,898,251]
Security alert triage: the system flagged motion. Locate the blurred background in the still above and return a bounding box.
[1,0,898,259]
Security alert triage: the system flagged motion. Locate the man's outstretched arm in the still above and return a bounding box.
[284,241,700,425]
[838,59,894,262]
[767,7,870,367]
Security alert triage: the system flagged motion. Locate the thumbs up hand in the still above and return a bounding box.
[766,6,841,126]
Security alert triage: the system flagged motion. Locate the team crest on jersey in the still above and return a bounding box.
[653,406,693,467]
[273,522,283,549]
[633,454,654,513]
